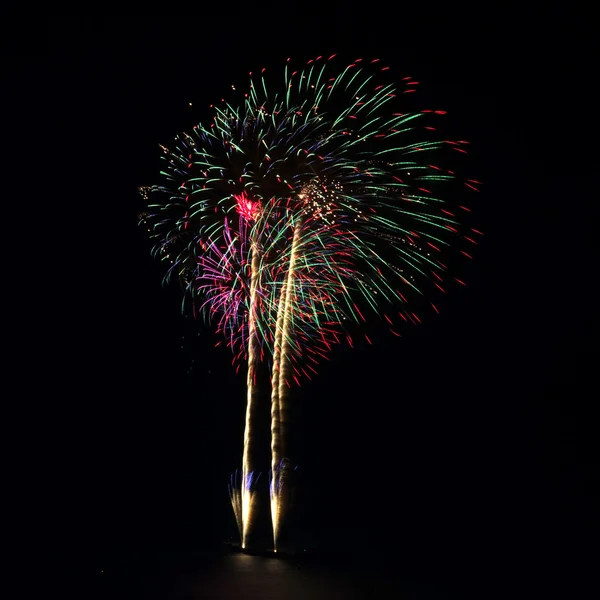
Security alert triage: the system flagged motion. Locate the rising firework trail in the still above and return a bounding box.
[241,193,262,548]
[269,211,304,544]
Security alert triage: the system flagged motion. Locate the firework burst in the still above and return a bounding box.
[140,54,480,551]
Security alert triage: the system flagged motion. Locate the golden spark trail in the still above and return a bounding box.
[241,239,261,548]
[269,271,288,544]
[229,472,243,542]
[270,215,303,549]
[278,218,302,469]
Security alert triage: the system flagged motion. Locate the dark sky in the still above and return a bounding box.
[29,11,596,584]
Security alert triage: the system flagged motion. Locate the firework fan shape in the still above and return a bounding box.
[140,54,481,551]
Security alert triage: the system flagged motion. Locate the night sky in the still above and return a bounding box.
[30,11,597,589]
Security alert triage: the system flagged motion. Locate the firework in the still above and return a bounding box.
[240,193,262,548]
[140,54,479,551]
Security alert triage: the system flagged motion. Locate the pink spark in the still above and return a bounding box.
[234,191,261,221]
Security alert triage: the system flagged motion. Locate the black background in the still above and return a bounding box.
[16,10,597,594]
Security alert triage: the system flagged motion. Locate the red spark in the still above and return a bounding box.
[234,191,261,221]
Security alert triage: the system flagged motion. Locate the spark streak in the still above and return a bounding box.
[241,238,262,547]
[270,214,303,546]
